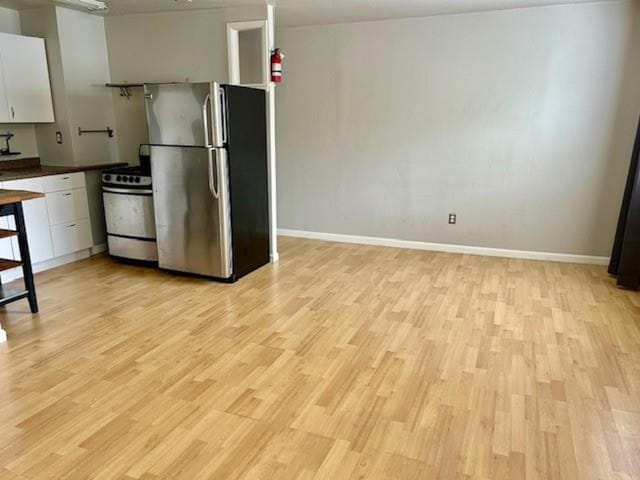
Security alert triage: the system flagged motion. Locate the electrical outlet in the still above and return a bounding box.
[448,213,456,225]
[55,131,63,144]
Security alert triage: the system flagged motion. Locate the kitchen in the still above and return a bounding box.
[1,0,640,478]
[0,1,277,328]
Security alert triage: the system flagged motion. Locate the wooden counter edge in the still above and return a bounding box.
[0,189,45,206]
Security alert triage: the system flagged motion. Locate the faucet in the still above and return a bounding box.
[0,133,20,156]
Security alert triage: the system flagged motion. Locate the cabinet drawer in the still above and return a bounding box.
[43,172,85,193]
[50,218,92,257]
[46,188,89,225]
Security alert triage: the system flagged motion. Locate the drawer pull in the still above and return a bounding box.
[67,224,76,228]
[62,176,70,180]
[63,193,72,197]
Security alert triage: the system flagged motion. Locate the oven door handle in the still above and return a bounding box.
[103,186,153,195]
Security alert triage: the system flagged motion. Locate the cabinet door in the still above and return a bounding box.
[0,33,54,123]
[51,219,92,257]
[0,52,11,123]
[3,178,54,264]
[16,197,53,264]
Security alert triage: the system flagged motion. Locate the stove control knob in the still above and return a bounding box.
[104,174,111,181]
[122,176,128,182]
[129,176,135,183]
[134,177,140,183]
[116,175,121,182]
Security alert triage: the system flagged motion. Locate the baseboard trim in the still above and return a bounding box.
[270,252,280,263]
[278,229,610,266]
[0,328,6,344]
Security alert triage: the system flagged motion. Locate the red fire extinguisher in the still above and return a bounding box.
[271,48,284,83]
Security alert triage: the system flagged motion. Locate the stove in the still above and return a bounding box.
[102,158,157,263]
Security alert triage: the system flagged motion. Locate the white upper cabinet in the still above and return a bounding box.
[0,57,10,123]
[0,32,54,123]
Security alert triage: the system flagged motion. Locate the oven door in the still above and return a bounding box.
[103,186,156,239]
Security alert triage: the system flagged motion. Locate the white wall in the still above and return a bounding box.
[57,7,118,166]
[105,6,268,163]
[20,6,74,166]
[0,125,39,158]
[0,6,19,34]
[239,28,264,85]
[276,1,640,257]
[21,6,118,167]
[0,6,40,161]
[57,6,117,244]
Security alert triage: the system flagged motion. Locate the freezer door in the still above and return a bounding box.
[145,82,224,147]
[150,146,232,278]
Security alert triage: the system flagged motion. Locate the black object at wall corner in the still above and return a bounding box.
[609,115,640,289]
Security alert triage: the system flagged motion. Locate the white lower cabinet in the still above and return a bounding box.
[45,173,93,258]
[15,197,53,264]
[46,189,90,226]
[3,177,54,264]
[43,172,85,193]
[0,216,14,260]
[50,218,92,257]
[0,173,94,280]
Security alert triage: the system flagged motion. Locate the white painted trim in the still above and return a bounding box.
[227,11,278,264]
[266,5,278,264]
[226,23,240,84]
[278,229,609,265]
[90,243,107,255]
[227,20,269,86]
[267,85,278,264]
[0,328,6,344]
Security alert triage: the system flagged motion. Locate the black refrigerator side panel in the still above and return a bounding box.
[609,116,640,276]
[616,135,640,289]
[223,85,270,280]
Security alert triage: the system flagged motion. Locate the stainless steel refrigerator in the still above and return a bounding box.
[144,82,270,282]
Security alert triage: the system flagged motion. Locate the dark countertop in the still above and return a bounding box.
[0,158,127,182]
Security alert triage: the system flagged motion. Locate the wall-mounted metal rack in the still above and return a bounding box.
[78,126,114,137]
[105,83,144,99]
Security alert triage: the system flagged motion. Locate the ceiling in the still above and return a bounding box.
[0,0,615,27]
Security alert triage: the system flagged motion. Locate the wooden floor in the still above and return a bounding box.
[0,237,639,479]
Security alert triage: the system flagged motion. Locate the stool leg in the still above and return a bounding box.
[14,203,37,313]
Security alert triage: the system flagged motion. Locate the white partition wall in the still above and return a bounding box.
[227,7,278,262]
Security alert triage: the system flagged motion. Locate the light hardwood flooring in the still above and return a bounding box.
[0,237,639,479]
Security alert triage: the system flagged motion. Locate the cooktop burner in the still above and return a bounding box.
[105,166,150,176]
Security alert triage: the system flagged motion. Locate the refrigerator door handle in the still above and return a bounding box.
[211,83,225,146]
[202,93,211,147]
[215,149,232,278]
[219,88,227,144]
[208,150,219,198]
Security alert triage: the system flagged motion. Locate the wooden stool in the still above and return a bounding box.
[0,190,44,315]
